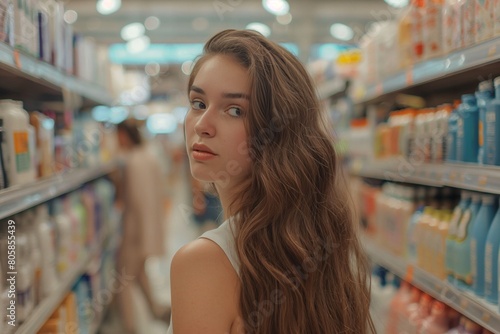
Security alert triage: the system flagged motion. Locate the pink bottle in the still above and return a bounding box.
[420,301,450,334]
[398,286,423,333]
[408,293,433,333]
[387,281,411,334]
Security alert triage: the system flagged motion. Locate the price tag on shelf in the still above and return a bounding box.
[406,67,414,86]
[459,298,469,309]
[481,312,491,322]
[478,175,488,187]
[488,45,497,58]
[13,50,21,69]
[405,265,414,283]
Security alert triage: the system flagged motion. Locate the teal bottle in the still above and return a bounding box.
[454,194,481,290]
[485,77,500,166]
[446,108,460,162]
[456,94,479,163]
[485,200,500,304]
[445,191,472,283]
[471,195,497,297]
[475,81,495,164]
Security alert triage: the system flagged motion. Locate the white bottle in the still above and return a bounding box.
[474,0,494,43]
[0,100,36,187]
[495,0,500,36]
[35,204,59,298]
[53,199,72,275]
[16,217,35,323]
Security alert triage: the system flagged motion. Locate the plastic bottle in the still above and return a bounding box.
[52,198,72,275]
[0,100,36,186]
[70,191,87,262]
[425,210,443,275]
[454,193,481,289]
[446,191,472,282]
[461,0,476,48]
[447,106,461,162]
[34,204,58,298]
[408,187,427,263]
[433,104,452,163]
[416,207,435,269]
[16,217,35,323]
[437,212,453,279]
[424,0,445,59]
[407,293,433,333]
[387,281,412,334]
[485,200,500,304]
[399,286,423,333]
[29,111,55,178]
[476,81,495,164]
[463,319,484,334]
[22,209,43,306]
[495,0,500,36]
[419,301,450,334]
[471,194,497,297]
[474,0,494,43]
[484,77,500,166]
[456,94,479,163]
[446,316,467,333]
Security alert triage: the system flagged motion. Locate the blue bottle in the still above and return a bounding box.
[456,95,479,163]
[446,191,472,283]
[454,193,481,290]
[471,195,497,297]
[475,81,495,164]
[446,108,460,162]
[485,77,500,166]
[485,200,500,304]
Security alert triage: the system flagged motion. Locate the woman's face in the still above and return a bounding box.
[185,54,251,189]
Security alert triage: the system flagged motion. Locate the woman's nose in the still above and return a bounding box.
[194,107,216,138]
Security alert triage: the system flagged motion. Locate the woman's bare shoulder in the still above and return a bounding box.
[170,238,240,333]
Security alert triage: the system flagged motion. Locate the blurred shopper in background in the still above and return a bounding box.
[191,177,223,234]
[114,119,169,333]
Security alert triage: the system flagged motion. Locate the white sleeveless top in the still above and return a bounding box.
[166,218,239,333]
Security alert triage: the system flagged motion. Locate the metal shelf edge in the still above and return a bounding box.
[0,162,118,220]
[354,38,500,105]
[364,238,500,333]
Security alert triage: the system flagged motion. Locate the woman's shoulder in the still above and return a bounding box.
[170,238,240,332]
[171,237,237,279]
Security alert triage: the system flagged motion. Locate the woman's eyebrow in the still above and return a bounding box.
[190,85,205,94]
[222,92,250,100]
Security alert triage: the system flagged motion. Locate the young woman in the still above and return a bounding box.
[169,29,374,334]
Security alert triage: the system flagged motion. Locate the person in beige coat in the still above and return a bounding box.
[114,119,168,333]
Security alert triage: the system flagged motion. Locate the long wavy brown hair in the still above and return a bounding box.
[188,29,374,334]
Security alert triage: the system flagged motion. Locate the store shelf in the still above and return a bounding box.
[350,158,500,194]
[363,237,500,333]
[0,162,119,220]
[317,78,346,100]
[355,37,500,105]
[15,234,105,334]
[0,42,113,106]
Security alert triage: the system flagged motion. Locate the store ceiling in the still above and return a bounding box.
[65,0,393,46]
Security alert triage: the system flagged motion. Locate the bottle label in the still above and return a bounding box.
[479,120,484,147]
[456,209,472,241]
[13,131,30,173]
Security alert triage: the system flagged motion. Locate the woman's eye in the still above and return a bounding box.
[191,101,206,110]
[227,107,242,117]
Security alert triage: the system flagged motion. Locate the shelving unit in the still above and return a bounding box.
[15,228,111,334]
[354,37,500,105]
[349,158,500,195]
[363,238,500,333]
[0,162,119,220]
[0,43,113,107]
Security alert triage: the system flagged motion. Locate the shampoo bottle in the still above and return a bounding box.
[475,80,495,165]
[484,76,500,166]
[484,200,500,304]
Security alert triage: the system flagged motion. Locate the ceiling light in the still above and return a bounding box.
[262,0,290,16]
[330,23,354,41]
[246,22,271,37]
[276,13,292,25]
[145,16,160,31]
[145,62,161,76]
[96,0,121,15]
[384,0,410,8]
[63,10,78,24]
[126,36,151,54]
[121,22,145,41]
[181,61,193,75]
[147,113,178,134]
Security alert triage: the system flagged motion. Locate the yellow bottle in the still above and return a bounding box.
[416,207,434,269]
[437,212,453,280]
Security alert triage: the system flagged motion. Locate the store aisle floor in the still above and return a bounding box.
[99,166,200,334]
